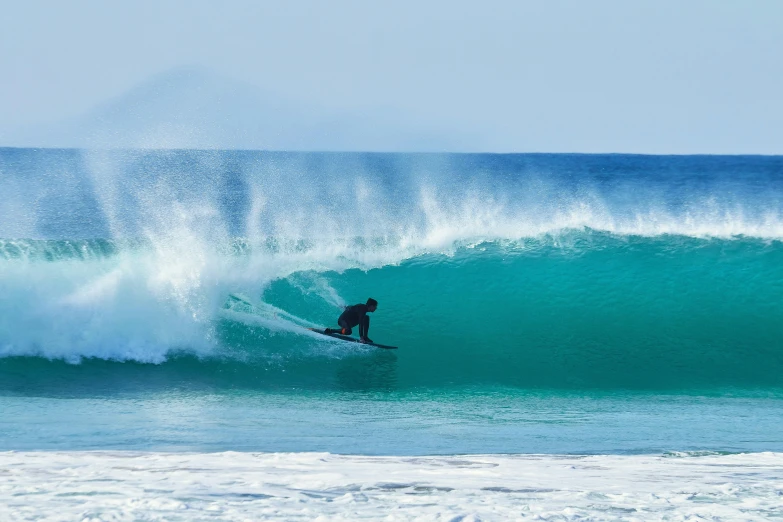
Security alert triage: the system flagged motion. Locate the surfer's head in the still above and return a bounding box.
[366,298,378,312]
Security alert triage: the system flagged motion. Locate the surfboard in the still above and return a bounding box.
[308,328,398,350]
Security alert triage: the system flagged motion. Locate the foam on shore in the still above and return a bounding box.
[1,451,781,520]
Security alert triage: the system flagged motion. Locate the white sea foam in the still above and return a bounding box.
[0,243,370,363]
[1,451,780,520]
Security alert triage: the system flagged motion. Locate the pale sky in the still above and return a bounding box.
[1,0,781,153]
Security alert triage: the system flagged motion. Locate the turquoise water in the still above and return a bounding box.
[2,390,783,454]
[1,148,782,454]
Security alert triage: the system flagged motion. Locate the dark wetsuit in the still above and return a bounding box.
[337,303,370,338]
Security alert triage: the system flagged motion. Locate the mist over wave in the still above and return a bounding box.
[2,149,783,242]
[1,149,781,390]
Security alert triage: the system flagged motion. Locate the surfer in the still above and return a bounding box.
[325,298,378,343]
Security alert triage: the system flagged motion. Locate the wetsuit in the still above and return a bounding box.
[336,303,370,339]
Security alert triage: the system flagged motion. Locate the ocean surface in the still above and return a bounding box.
[1,148,782,519]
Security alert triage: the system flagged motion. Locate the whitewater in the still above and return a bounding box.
[1,148,782,519]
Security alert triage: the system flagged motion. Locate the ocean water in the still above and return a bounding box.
[1,148,782,519]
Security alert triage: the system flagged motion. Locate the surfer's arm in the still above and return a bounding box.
[358,310,366,338]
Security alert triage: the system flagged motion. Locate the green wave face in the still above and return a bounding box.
[258,236,783,390]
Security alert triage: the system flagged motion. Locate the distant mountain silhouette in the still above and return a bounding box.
[10,67,473,151]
